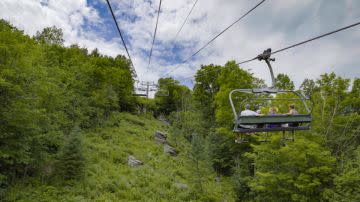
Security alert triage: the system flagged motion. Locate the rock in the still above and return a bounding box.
[164,143,177,156]
[128,155,143,167]
[155,131,167,144]
[158,114,170,125]
[173,182,188,190]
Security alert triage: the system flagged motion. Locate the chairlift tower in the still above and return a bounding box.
[134,81,158,98]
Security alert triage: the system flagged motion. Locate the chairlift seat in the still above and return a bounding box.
[237,114,312,124]
[133,93,147,97]
[234,114,312,133]
[234,126,310,133]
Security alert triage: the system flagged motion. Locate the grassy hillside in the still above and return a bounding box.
[4,113,235,201]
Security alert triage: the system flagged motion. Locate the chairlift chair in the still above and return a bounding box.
[229,49,312,143]
[133,80,147,97]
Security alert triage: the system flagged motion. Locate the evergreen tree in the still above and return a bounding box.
[187,133,211,193]
[57,130,85,180]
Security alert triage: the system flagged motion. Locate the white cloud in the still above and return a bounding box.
[0,0,126,56]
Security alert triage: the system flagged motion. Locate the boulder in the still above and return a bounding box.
[128,155,143,167]
[164,143,177,156]
[154,131,167,144]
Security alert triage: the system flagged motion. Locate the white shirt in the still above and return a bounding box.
[240,109,259,116]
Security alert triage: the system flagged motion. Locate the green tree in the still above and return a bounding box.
[325,147,360,202]
[214,61,254,127]
[310,73,357,154]
[300,78,317,98]
[34,26,64,45]
[195,61,255,177]
[0,21,135,187]
[187,133,211,194]
[56,131,85,180]
[155,77,191,115]
[193,64,222,124]
[347,78,360,113]
[275,73,295,90]
[0,19,47,182]
[247,136,335,202]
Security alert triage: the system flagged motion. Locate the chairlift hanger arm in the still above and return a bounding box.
[257,48,276,88]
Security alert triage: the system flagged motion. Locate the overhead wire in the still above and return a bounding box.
[237,20,360,65]
[173,0,199,42]
[106,0,137,77]
[147,0,163,69]
[160,0,199,78]
[162,66,222,86]
[167,20,360,86]
[162,0,267,77]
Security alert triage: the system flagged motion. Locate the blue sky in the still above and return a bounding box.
[1,0,360,88]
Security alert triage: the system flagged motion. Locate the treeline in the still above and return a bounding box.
[157,61,360,201]
[0,20,136,190]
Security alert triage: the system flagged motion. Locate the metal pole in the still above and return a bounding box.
[146,82,149,99]
[264,59,276,88]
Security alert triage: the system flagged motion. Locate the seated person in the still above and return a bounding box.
[239,104,259,129]
[254,105,265,128]
[286,104,299,115]
[267,106,281,128]
[285,104,299,127]
[268,106,278,115]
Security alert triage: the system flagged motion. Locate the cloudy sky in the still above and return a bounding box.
[1,0,360,88]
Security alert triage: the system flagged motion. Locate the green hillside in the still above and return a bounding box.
[4,113,235,201]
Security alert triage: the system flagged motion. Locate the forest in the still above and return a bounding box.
[1,19,360,201]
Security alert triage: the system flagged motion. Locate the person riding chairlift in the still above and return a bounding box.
[267,106,281,128]
[254,105,265,128]
[239,104,259,129]
[236,104,259,143]
[285,104,299,127]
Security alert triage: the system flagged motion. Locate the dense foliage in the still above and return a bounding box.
[0,20,135,193]
[4,113,235,201]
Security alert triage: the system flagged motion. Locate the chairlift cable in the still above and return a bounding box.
[185,20,360,82]
[147,0,163,69]
[179,19,360,81]
[162,0,267,77]
[106,0,137,77]
[237,20,360,65]
[164,13,360,87]
[173,0,199,42]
